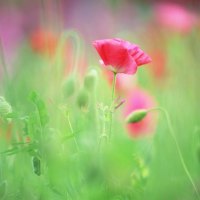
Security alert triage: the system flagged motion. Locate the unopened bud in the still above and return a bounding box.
[126,109,147,123]
[84,69,98,90]
[0,97,12,117]
[62,77,75,98]
[77,89,89,110]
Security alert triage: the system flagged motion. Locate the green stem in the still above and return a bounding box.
[149,107,200,199]
[55,30,81,77]
[66,112,79,152]
[52,30,81,103]
[108,72,117,139]
[98,110,108,151]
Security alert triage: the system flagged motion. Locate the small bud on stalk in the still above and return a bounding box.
[126,109,147,123]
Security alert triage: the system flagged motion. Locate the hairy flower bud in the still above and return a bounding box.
[126,109,147,123]
[84,69,98,90]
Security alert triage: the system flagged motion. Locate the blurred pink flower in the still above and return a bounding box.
[124,88,157,138]
[93,38,151,74]
[155,3,197,33]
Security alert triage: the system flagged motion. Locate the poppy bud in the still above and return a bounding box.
[77,89,89,110]
[84,69,98,90]
[126,109,147,123]
[0,97,12,117]
[62,77,75,98]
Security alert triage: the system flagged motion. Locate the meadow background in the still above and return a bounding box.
[0,0,200,199]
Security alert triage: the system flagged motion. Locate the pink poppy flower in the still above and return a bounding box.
[124,88,157,138]
[154,3,197,34]
[93,38,151,74]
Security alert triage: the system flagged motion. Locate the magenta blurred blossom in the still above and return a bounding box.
[93,38,151,74]
[124,88,157,138]
[154,3,197,33]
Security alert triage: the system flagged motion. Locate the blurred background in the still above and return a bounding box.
[0,0,200,200]
[0,0,200,66]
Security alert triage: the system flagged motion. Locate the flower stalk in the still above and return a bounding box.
[66,111,79,152]
[148,107,200,199]
[108,72,117,139]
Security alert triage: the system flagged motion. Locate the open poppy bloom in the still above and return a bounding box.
[93,38,151,74]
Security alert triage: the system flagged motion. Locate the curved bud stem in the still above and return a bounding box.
[149,107,200,199]
[57,30,81,75]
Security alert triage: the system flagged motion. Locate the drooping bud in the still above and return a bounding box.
[0,97,12,117]
[77,89,89,110]
[84,69,98,90]
[62,77,75,98]
[126,109,147,123]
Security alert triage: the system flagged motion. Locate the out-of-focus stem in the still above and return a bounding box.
[55,30,81,77]
[98,110,108,151]
[148,107,200,200]
[108,72,117,139]
[66,112,79,152]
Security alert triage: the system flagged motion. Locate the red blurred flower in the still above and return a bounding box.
[154,3,197,34]
[149,50,167,81]
[30,29,58,56]
[93,38,151,74]
[124,88,157,138]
